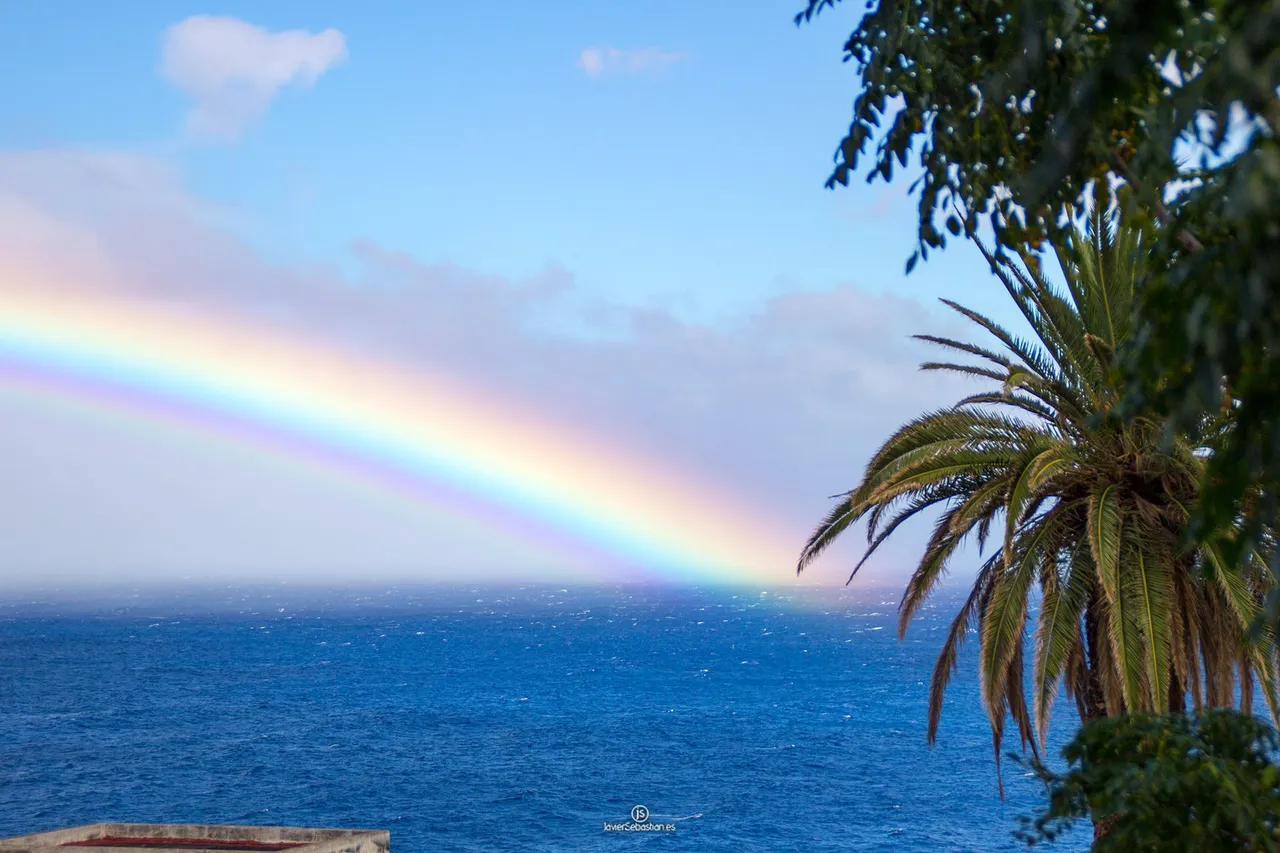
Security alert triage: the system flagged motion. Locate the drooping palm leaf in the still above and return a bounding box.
[798,208,1278,777]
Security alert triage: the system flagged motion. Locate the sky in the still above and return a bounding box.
[0,1,1022,589]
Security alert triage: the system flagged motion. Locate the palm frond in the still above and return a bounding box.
[927,554,1000,744]
[1033,537,1090,743]
[796,209,1278,758]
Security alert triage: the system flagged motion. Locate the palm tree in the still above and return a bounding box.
[797,210,1278,776]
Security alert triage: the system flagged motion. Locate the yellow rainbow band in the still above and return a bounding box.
[0,287,794,584]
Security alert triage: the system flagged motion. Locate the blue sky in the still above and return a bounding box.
[0,2,1022,587]
[0,1,1007,320]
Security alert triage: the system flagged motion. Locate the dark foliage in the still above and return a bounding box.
[796,0,1280,582]
[1017,710,1280,851]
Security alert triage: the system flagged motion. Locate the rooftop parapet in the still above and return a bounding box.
[0,824,388,853]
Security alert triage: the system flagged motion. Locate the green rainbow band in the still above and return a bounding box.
[0,291,793,584]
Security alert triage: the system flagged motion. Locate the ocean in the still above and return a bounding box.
[0,584,1086,852]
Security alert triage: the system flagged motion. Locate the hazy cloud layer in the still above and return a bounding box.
[161,16,347,141]
[577,47,688,78]
[0,149,968,586]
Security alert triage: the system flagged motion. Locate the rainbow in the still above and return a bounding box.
[0,284,796,584]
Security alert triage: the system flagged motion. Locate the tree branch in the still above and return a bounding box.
[1110,152,1204,252]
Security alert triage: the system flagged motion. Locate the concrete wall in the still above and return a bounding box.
[0,823,389,853]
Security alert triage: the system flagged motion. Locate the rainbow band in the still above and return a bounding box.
[0,289,793,584]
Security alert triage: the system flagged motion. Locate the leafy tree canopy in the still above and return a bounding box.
[797,0,1280,568]
[1018,710,1280,851]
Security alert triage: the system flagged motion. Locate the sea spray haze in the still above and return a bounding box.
[0,584,1086,852]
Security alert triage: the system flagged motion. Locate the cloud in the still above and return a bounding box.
[0,149,968,585]
[577,47,688,78]
[161,15,347,141]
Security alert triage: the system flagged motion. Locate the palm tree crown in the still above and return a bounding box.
[798,210,1278,773]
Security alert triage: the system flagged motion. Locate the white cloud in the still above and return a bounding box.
[577,46,688,78]
[161,15,347,141]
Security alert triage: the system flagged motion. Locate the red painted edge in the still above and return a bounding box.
[62,838,306,850]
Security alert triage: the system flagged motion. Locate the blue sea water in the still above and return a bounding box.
[0,585,1086,852]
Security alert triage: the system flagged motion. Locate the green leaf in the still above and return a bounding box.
[1033,539,1089,744]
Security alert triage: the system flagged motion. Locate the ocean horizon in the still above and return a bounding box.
[0,583,1086,852]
